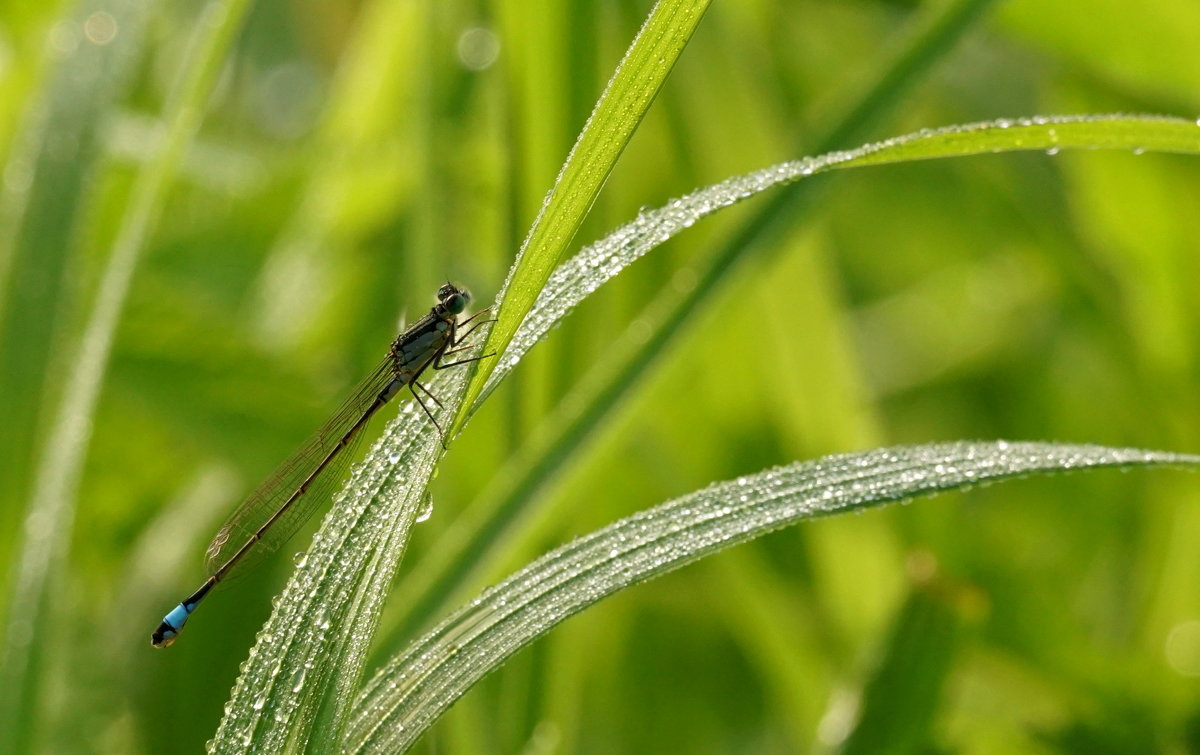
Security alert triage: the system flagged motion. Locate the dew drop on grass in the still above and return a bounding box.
[416,491,435,523]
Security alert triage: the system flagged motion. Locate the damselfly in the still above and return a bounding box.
[151,283,491,648]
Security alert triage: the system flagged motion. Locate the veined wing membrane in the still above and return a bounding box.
[202,358,396,585]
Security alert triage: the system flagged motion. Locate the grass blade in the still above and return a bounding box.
[479,114,1200,409]
[839,584,976,752]
[346,442,1199,752]
[208,367,470,752]
[454,0,711,434]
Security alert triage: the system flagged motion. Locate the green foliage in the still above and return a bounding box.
[2,0,1199,752]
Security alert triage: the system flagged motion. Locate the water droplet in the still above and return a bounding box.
[416,491,434,522]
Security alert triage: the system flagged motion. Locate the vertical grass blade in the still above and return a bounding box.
[454,0,711,434]
[838,584,977,752]
[0,0,147,543]
[0,1,252,750]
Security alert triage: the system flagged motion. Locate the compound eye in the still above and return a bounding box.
[445,292,467,314]
[437,283,456,300]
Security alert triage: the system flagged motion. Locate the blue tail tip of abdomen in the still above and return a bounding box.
[151,603,192,648]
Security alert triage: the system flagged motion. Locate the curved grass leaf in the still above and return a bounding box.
[477,114,1200,406]
[345,442,1199,752]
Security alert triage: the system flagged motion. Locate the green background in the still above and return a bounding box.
[1,0,1199,752]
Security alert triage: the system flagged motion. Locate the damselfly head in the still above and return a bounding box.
[437,283,470,315]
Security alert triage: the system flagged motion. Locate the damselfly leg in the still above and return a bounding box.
[408,307,496,448]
